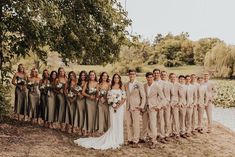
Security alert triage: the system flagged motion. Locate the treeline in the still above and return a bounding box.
[118,33,235,78]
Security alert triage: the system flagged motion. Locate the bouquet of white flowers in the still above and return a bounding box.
[107,92,122,113]
[68,91,75,98]
[74,85,83,93]
[57,83,63,89]
[99,89,107,97]
[17,77,26,85]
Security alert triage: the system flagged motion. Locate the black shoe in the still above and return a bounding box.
[128,141,134,145]
[139,139,146,143]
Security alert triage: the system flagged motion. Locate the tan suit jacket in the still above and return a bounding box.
[126,81,146,110]
[204,81,216,102]
[161,81,173,106]
[144,82,164,109]
[170,82,180,106]
[185,84,197,107]
[198,84,209,107]
[178,84,187,106]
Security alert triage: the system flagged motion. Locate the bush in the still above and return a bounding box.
[0,84,11,118]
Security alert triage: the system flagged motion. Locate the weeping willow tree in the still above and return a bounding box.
[204,43,235,78]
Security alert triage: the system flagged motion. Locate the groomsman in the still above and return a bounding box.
[204,72,216,133]
[125,69,146,148]
[197,76,208,133]
[160,71,173,140]
[178,75,187,138]
[185,75,197,137]
[190,74,199,134]
[143,72,165,148]
[169,73,180,138]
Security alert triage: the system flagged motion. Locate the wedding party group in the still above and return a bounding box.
[12,63,216,150]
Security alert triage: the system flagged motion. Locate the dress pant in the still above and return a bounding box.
[179,106,186,135]
[186,106,193,134]
[164,105,171,137]
[205,102,213,131]
[171,106,180,136]
[148,109,158,143]
[126,110,141,143]
[141,110,149,140]
[192,105,198,131]
[198,105,205,130]
[157,108,165,138]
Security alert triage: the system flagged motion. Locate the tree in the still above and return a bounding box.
[193,38,222,65]
[0,0,131,116]
[204,43,235,78]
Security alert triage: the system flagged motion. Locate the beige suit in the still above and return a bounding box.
[126,81,146,143]
[204,81,216,131]
[179,84,187,135]
[141,82,164,143]
[197,84,209,130]
[191,83,199,132]
[170,82,180,136]
[185,84,197,134]
[161,81,173,137]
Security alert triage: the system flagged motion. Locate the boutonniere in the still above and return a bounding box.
[133,84,139,89]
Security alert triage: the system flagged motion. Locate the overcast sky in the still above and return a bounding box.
[119,0,235,44]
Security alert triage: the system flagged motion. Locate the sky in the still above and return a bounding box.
[119,0,235,44]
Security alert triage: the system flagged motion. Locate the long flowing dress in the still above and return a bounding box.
[55,83,66,123]
[65,86,76,126]
[39,82,50,121]
[14,76,28,116]
[47,83,56,122]
[74,85,87,131]
[28,82,40,119]
[97,89,109,133]
[74,89,125,150]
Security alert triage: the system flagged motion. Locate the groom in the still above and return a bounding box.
[125,69,146,148]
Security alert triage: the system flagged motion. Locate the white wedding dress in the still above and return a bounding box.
[74,89,125,150]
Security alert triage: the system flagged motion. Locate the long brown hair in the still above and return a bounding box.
[99,72,110,84]
[111,73,122,89]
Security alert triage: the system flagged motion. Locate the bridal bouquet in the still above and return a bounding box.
[107,92,123,113]
[40,82,51,90]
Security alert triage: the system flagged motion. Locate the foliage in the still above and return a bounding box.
[214,80,235,108]
[204,43,235,78]
[193,38,222,65]
[0,0,131,116]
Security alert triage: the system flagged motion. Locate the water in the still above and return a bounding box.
[212,107,235,131]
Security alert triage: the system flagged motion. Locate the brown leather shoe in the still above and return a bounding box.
[132,143,141,148]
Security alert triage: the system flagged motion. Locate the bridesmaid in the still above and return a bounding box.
[65,71,77,133]
[97,72,110,135]
[82,70,98,136]
[47,71,57,129]
[39,69,50,127]
[12,64,28,121]
[27,68,41,124]
[55,67,67,131]
[74,71,87,136]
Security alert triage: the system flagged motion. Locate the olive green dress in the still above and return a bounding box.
[65,86,76,126]
[86,86,98,133]
[40,83,49,121]
[74,94,87,131]
[47,83,56,122]
[97,89,109,133]
[55,83,66,123]
[14,76,28,116]
[28,82,40,119]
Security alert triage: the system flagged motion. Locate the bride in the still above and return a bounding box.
[74,73,126,150]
